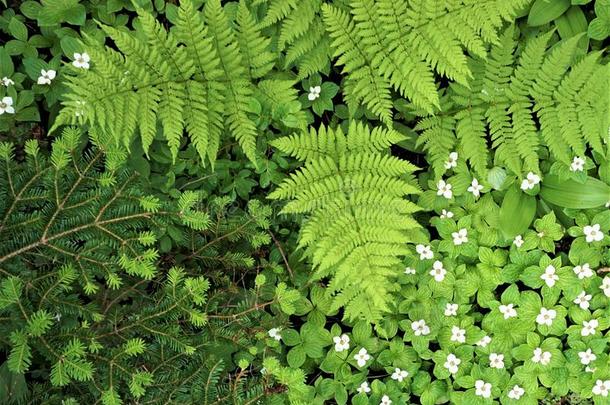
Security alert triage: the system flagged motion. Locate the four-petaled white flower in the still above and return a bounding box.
[467,178,483,198]
[354,347,370,367]
[499,303,517,319]
[508,385,525,400]
[475,380,492,398]
[357,381,371,394]
[411,319,430,336]
[54,313,62,322]
[513,235,524,248]
[570,156,585,172]
[437,179,453,199]
[520,172,541,190]
[37,69,56,85]
[579,349,597,366]
[0,96,15,115]
[584,224,604,243]
[307,85,321,101]
[444,152,458,169]
[541,265,559,288]
[391,368,409,382]
[574,291,592,310]
[586,366,596,373]
[73,52,90,69]
[532,347,551,365]
[444,353,461,374]
[333,334,350,352]
[1,77,14,87]
[582,319,599,337]
[450,326,466,343]
[535,307,556,326]
[452,228,468,246]
[476,335,491,347]
[404,266,416,275]
[429,261,447,282]
[380,395,392,405]
[601,277,610,297]
[440,209,454,219]
[444,303,458,317]
[416,244,434,260]
[574,263,594,279]
[268,328,281,341]
[489,353,504,369]
[593,380,610,397]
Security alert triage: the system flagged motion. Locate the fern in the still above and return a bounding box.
[416,27,609,177]
[52,0,301,167]
[269,121,422,321]
[321,0,532,120]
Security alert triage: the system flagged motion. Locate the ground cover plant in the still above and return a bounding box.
[0,0,609,404]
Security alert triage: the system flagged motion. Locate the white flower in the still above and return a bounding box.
[357,381,371,394]
[380,395,392,405]
[307,85,321,101]
[586,366,597,373]
[268,328,281,341]
[444,353,461,374]
[574,263,594,279]
[520,172,541,190]
[541,265,559,288]
[570,156,585,172]
[606,200,610,208]
[532,347,551,365]
[429,260,447,282]
[582,319,599,337]
[437,179,453,199]
[475,380,492,398]
[444,152,458,169]
[467,178,483,198]
[260,367,267,375]
[333,334,350,352]
[1,77,14,87]
[593,380,610,397]
[574,291,592,310]
[73,52,90,69]
[411,319,430,336]
[404,266,416,275]
[440,209,454,219]
[354,347,370,367]
[601,277,610,297]
[0,96,15,115]
[513,235,524,248]
[391,368,409,382]
[508,385,525,400]
[450,326,466,343]
[444,303,458,317]
[489,353,504,369]
[476,335,491,347]
[578,349,597,366]
[535,307,556,326]
[416,244,434,260]
[37,69,56,85]
[499,303,517,319]
[54,313,62,322]
[584,224,604,243]
[452,228,468,245]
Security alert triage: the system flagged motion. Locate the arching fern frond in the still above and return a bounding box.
[322,0,531,120]
[269,122,422,321]
[52,0,298,167]
[416,26,609,177]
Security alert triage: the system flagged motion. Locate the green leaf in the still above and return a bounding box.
[7,332,31,374]
[8,18,28,42]
[37,0,87,26]
[499,186,536,238]
[528,0,571,26]
[555,6,588,38]
[540,175,610,208]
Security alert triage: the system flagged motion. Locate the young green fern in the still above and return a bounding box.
[417,26,609,177]
[322,0,532,121]
[269,121,422,321]
[52,0,299,167]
